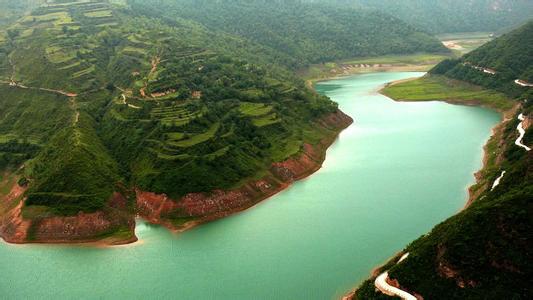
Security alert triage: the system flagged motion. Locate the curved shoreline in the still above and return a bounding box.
[136,110,353,236]
[343,75,514,299]
[1,110,353,247]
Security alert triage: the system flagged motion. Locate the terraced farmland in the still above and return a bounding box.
[0,0,342,220]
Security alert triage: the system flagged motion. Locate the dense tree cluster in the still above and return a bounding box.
[304,0,533,34]
[129,0,447,68]
[431,21,533,99]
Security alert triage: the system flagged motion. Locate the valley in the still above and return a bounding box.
[0,71,501,299]
[0,1,531,299]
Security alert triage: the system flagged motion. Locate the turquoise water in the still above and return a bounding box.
[0,72,500,299]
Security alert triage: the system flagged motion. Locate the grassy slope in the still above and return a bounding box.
[381,75,514,111]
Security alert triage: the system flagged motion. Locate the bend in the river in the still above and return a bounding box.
[0,72,500,299]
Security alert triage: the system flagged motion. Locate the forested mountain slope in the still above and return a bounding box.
[0,0,351,243]
[352,21,532,300]
[0,0,44,26]
[431,21,533,99]
[129,0,448,68]
[307,0,533,34]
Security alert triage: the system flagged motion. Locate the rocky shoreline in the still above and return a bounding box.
[0,110,353,246]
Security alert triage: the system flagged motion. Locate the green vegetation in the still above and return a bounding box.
[129,0,448,68]
[0,0,351,216]
[431,21,533,99]
[354,22,533,300]
[0,0,43,26]
[344,53,452,65]
[382,75,514,111]
[355,102,532,299]
[239,102,273,117]
[25,112,121,216]
[315,0,533,34]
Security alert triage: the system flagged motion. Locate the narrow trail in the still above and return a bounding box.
[69,98,82,146]
[69,98,80,125]
[515,113,531,151]
[118,92,141,109]
[4,54,78,97]
[8,54,16,83]
[463,62,497,75]
[1,80,78,97]
[140,54,162,99]
[374,253,418,300]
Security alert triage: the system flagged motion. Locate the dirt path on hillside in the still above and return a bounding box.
[3,54,78,97]
[1,79,78,97]
[140,55,161,99]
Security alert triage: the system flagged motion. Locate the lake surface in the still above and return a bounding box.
[0,72,500,299]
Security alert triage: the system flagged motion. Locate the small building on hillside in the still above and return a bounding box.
[192,90,202,99]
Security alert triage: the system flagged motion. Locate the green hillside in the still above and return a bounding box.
[0,0,44,26]
[354,103,532,299]
[0,0,345,224]
[353,22,532,300]
[0,0,457,227]
[308,0,533,34]
[431,21,533,99]
[129,0,448,68]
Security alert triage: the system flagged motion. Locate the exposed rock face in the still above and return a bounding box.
[0,201,31,243]
[137,110,353,231]
[0,181,30,243]
[1,110,352,244]
[1,190,136,245]
[30,211,127,242]
[436,244,477,289]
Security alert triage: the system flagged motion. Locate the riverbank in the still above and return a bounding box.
[344,75,517,299]
[301,53,451,90]
[1,109,352,247]
[379,75,519,208]
[136,109,353,234]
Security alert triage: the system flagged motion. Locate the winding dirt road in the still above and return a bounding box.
[374,253,418,300]
[515,113,531,151]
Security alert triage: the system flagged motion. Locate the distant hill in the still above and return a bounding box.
[0,0,43,25]
[307,0,533,34]
[129,0,448,68]
[431,21,533,98]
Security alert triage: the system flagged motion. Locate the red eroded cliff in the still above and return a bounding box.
[137,109,353,231]
[1,110,352,244]
[1,190,136,245]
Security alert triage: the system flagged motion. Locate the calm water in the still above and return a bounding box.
[0,72,500,299]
